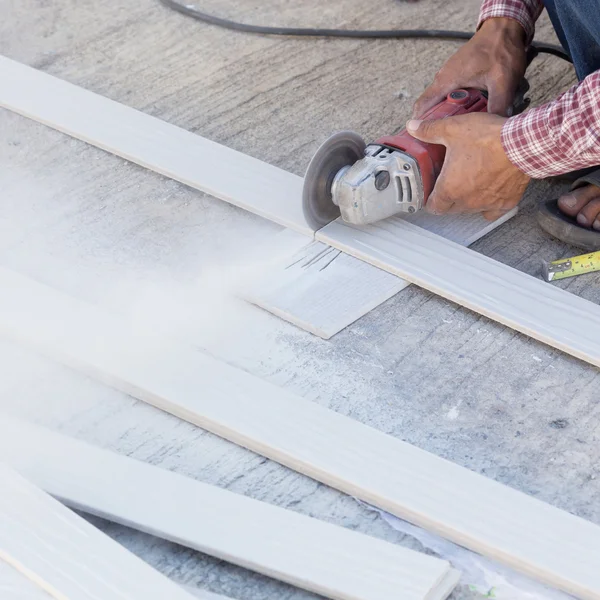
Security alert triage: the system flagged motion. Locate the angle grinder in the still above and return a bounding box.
[302,88,489,229]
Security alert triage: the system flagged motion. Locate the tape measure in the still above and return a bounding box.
[542,249,600,282]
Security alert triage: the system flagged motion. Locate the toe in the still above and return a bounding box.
[577,197,600,228]
[557,184,600,217]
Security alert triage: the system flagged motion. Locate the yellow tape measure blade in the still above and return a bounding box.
[544,250,600,282]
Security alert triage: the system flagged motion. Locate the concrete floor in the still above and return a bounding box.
[1,0,598,598]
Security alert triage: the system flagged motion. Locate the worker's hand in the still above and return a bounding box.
[406,112,530,220]
[412,18,527,118]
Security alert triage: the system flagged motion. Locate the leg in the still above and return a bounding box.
[542,0,600,80]
[542,1,600,231]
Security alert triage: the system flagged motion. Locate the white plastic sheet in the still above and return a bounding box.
[365,504,573,600]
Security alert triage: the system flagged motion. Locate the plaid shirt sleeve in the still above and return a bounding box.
[502,72,600,178]
[478,0,544,45]
[479,1,600,178]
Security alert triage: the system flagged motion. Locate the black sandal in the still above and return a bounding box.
[537,168,600,251]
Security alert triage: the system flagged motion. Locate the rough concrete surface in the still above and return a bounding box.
[0,0,597,599]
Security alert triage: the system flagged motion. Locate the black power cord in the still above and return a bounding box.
[159,0,572,63]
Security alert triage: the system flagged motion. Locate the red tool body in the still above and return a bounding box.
[375,89,488,205]
[302,89,489,229]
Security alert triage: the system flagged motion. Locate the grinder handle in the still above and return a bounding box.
[374,89,488,202]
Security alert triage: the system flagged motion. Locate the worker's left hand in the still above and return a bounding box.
[406,113,530,220]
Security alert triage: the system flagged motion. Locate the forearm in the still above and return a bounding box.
[502,71,600,178]
[478,0,544,45]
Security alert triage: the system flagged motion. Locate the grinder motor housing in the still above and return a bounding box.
[332,89,488,225]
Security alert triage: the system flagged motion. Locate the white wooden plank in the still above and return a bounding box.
[0,55,311,236]
[0,267,599,599]
[0,55,516,245]
[0,555,227,600]
[317,217,600,368]
[404,205,518,246]
[246,210,517,339]
[244,239,405,338]
[0,560,54,600]
[0,465,212,600]
[0,417,459,600]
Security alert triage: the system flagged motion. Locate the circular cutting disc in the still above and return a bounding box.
[303,131,366,230]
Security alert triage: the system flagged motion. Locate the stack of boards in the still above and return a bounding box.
[2,267,600,599]
[2,55,600,600]
[0,419,459,600]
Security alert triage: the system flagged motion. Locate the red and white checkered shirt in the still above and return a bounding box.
[479,0,600,178]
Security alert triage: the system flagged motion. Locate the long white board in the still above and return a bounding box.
[0,560,230,600]
[317,217,600,367]
[0,559,54,600]
[0,417,459,600]
[1,267,600,599]
[0,55,516,243]
[244,237,405,338]
[0,55,311,235]
[0,465,217,600]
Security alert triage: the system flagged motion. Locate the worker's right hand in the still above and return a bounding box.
[412,17,528,118]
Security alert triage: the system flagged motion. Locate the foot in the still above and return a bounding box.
[558,183,600,230]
